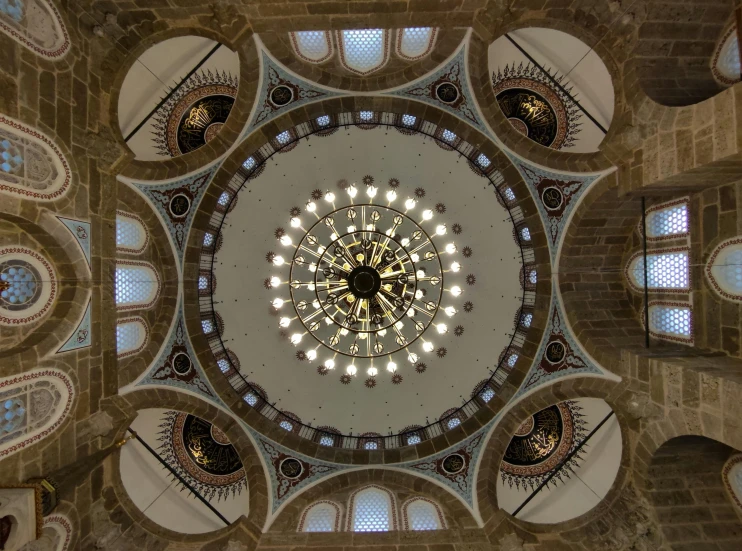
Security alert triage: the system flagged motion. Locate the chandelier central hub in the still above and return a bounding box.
[347,265,381,298]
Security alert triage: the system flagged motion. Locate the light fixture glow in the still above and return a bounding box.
[386,190,397,202]
[325,359,335,369]
[405,198,416,210]
[280,235,293,246]
[422,209,433,220]
[408,352,418,363]
[325,192,335,202]
[269,276,281,287]
[450,286,462,297]
[290,333,303,345]
[436,224,447,235]
[279,317,291,328]
[367,367,378,377]
[307,350,317,361]
[367,186,377,198]
[436,323,448,334]
[451,262,461,272]
[445,306,457,317]
[347,185,358,198]
[386,361,397,373]
[423,341,434,352]
[306,201,316,212]
[272,298,285,309]
[346,364,357,375]
[290,217,301,228]
[272,255,285,266]
[445,243,457,254]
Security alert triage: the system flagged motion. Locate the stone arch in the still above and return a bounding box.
[0,0,70,60]
[181,96,552,462]
[0,368,75,461]
[0,114,72,200]
[108,27,259,182]
[110,387,268,542]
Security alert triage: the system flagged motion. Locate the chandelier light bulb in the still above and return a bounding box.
[290,217,301,228]
[402,238,410,246]
[423,341,434,352]
[309,264,317,272]
[378,329,387,336]
[280,235,293,247]
[324,316,333,325]
[436,323,448,334]
[436,224,447,236]
[386,361,397,373]
[347,185,358,198]
[272,255,284,266]
[415,290,423,299]
[346,364,357,376]
[411,253,420,262]
[340,328,349,336]
[422,209,433,220]
[269,276,281,287]
[366,224,374,231]
[347,225,356,233]
[325,192,335,202]
[445,243,457,254]
[450,286,462,297]
[367,367,378,377]
[405,198,416,210]
[312,299,320,309]
[272,298,284,309]
[416,269,425,278]
[408,352,418,363]
[394,321,404,330]
[307,283,315,291]
[306,201,316,212]
[451,261,461,272]
[325,359,335,370]
[386,190,397,202]
[445,306,457,317]
[367,186,377,198]
[306,350,317,361]
[330,232,338,240]
[279,317,291,328]
[290,333,303,345]
[406,308,416,317]
[317,245,325,254]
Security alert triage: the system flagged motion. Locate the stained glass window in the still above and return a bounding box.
[397,28,435,60]
[280,420,293,431]
[352,487,392,531]
[116,320,145,356]
[405,499,442,530]
[317,115,331,126]
[291,31,332,63]
[115,263,158,309]
[630,252,689,290]
[116,214,146,253]
[302,502,338,532]
[649,304,692,339]
[646,202,688,238]
[401,114,416,127]
[340,29,388,75]
[441,129,456,143]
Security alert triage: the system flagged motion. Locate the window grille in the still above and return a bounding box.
[401,114,416,127]
[406,434,421,445]
[520,227,531,241]
[276,131,291,145]
[217,358,230,373]
[244,393,258,406]
[646,202,688,238]
[243,157,256,170]
[477,154,491,168]
[397,27,435,59]
[302,502,338,532]
[446,417,461,429]
[359,111,374,121]
[319,435,334,446]
[521,312,533,328]
[630,252,689,290]
[504,187,515,202]
[203,232,215,247]
[405,499,442,530]
[280,420,293,431]
[339,29,388,75]
[116,214,146,252]
[115,264,158,308]
[648,304,692,340]
[317,115,330,126]
[352,488,392,531]
[507,353,519,368]
[116,320,145,356]
[480,387,495,403]
[364,441,378,450]
[202,319,214,333]
[291,31,332,62]
[217,192,231,208]
[441,129,456,143]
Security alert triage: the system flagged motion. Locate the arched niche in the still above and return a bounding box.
[488,28,615,154]
[118,408,249,535]
[117,36,240,161]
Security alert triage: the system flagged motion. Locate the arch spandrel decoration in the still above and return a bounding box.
[0,247,56,326]
[0,0,70,59]
[0,369,74,460]
[0,115,71,200]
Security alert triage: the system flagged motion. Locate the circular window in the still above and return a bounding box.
[0,247,56,325]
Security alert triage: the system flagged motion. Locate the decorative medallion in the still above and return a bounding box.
[132,169,214,262]
[279,457,304,479]
[172,352,193,376]
[0,247,56,326]
[500,401,587,491]
[435,82,460,104]
[247,51,340,131]
[56,217,91,270]
[152,70,238,157]
[157,411,246,501]
[493,63,582,150]
[265,183,467,384]
[442,453,466,474]
[57,296,92,353]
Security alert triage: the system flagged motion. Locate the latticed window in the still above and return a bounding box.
[480,387,495,403]
[405,499,443,530]
[477,154,491,168]
[714,28,741,84]
[401,114,416,127]
[243,157,256,170]
[446,417,461,429]
[648,304,692,340]
[291,31,332,63]
[646,201,688,239]
[115,263,159,309]
[203,232,215,247]
[217,192,231,208]
[202,318,214,333]
[276,131,291,145]
[359,111,374,122]
[116,319,146,357]
[339,29,389,75]
[301,502,338,532]
[280,420,293,431]
[198,275,209,291]
[116,213,147,253]
[707,240,742,300]
[528,269,537,284]
[406,434,421,445]
[397,27,435,60]
[630,251,689,290]
[719,248,742,292]
[364,441,378,450]
[319,435,334,446]
[520,227,531,241]
[317,115,330,126]
[217,358,230,373]
[441,129,456,143]
[504,187,515,202]
[507,353,519,368]
[244,393,258,406]
[521,312,533,328]
[352,487,392,532]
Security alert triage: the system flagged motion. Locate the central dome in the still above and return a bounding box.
[210,123,524,435]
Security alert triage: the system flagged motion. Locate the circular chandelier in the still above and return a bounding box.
[267,183,464,385]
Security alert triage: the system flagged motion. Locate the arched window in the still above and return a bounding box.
[644,199,689,240]
[115,261,160,311]
[298,501,341,532]
[713,26,741,86]
[647,302,693,344]
[116,317,148,358]
[706,237,742,302]
[401,498,446,530]
[277,411,301,433]
[357,432,383,450]
[0,369,73,460]
[627,250,689,292]
[0,0,70,59]
[722,454,742,512]
[0,114,70,200]
[347,485,397,532]
[290,30,333,63]
[472,380,496,403]
[439,408,465,431]
[116,212,148,254]
[396,27,437,60]
[337,29,390,75]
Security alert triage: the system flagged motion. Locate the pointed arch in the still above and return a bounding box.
[0,369,74,460]
[400,497,446,530]
[0,0,70,59]
[626,248,690,292]
[0,114,71,200]
[346,484,398,532]
[297,500,341,532]
[706,236,742,302]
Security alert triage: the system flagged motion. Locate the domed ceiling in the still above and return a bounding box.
[211,126,523,434]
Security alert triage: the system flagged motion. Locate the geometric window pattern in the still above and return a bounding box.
[646,202,688,239]
[707,239,742,302]
[280,420,293,431]
[401,114,416,127]
[116,319,146,357]
[520,227,531,242]
[402,498,444,531]
[476,154,491,169]
[351,487,393,532]
[406,434,422,445]
[217,358,231,373]
[630,252,689,290]
[441,129,456,143]
[203,232,215,247]
[338,29,389,75]
[397,28,436,60]
[300,501,340,532]
[446,417,461,430]
[506,353,519,368]
[480,386,495,403]
[115,213,147,253]
[364,441,378,450]
[291,31,332,63]
[0,259,40,309]
[719,248,742,293]
[648,304,692,341]
[504,187,516,202]
[713,27,741,85]
[276,131,291,145]
[319,435,334,446]
[521,312,533,328]
[317,115,331,127]
[114,262,159,310]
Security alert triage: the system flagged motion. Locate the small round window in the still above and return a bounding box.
[0,247,56,325]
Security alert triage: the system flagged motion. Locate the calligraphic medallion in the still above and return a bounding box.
[496,88,559,148]
[279,457,304,479]
[442,453,466,475]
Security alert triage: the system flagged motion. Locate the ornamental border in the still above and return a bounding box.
[0,0,70,59]
[44,514,73,551]
[116,316,149,359]
[297,500,342,532]
[115,211,150,255]
[345,484,398,531]
[705,236,742,303]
